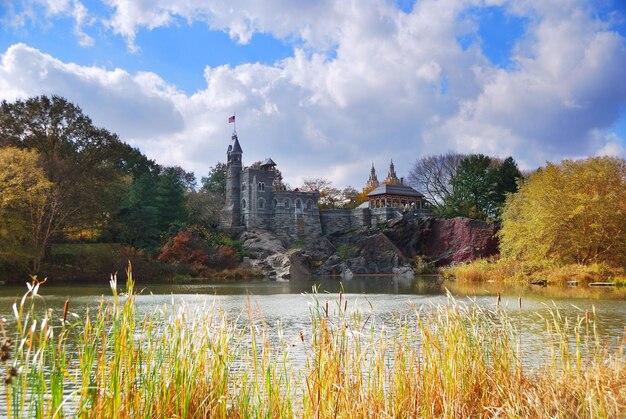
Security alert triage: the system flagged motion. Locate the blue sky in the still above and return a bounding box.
[1,0,625,188]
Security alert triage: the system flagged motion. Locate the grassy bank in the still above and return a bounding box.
[441,257,626,286]
[1,268,624,417]
[35,243,263,284]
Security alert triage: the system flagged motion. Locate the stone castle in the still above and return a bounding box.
[221,133,429,242]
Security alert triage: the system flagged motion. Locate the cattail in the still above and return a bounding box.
[62,300,70,324]
[1,338,12,362]
[496,292,501,307]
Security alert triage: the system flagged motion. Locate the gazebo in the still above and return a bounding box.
[367,183,425,210]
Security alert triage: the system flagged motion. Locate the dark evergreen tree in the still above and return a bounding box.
[155,167,187,234]
[494,156,522,206]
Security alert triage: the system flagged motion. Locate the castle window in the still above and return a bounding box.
[284,198,291,209]
[258,182,265,192]
[272,199,278,209]
[242,182,246,191]
[242,199,247,209]
[258,198,265,209]
[295,199,302,209]
[306,199,313,210]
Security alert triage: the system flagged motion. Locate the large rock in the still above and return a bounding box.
[348,233,406,274]
[420,217,498,265]
[240,229,287,259]
[385,215,432,257]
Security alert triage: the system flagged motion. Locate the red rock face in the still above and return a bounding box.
[421,218,499,265]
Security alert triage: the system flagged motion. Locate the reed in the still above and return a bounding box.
[1,267,624,418]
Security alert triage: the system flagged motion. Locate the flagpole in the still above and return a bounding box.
[234,111,236,134]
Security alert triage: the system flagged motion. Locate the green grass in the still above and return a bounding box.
[1,266,624,417]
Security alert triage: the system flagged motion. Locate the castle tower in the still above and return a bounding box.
[366,163,379,189]
[384,159,400,185]
[222,133,243,228]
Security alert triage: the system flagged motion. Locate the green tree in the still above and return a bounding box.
[441,154,521,220]
[494,156,522,212]
[441,154,497,220]
[201,162,226,194]
[155,167,188,234]
[111,173,161,249]
[499,157,626,266]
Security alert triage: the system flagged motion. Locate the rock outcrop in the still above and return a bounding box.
[240,215,499,279]
[421,217,498,265]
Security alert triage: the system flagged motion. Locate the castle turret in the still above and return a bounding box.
[384,159,400,185]
[366,163,379,189]
[222,133,243,228]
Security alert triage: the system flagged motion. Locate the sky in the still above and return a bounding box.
[1,0,625,189]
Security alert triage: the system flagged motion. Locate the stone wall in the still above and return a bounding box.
[270,190,321,242]
[351,208,371,228]
[370,207,403,227]
[319,209,353,235]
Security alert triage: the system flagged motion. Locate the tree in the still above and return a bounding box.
[185,189,223,230]
[439,154,522,220]
[340,186,360,208]
[0,95,128,268]
[201,163,226,195]
[494,156,522,209]
[408,152,467,206]
[441,154,497,220]
[499,157,626,266]
[155,167,188,233]
[111,173,161,249]
[301,178,341,209]
[0,147,53,272]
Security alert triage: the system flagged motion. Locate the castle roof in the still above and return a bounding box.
[367,183,424,198]
[260,158,276,167]
[231,134,242,153]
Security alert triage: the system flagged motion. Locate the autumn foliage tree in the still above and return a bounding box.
[499,157,626,266]
[0,147,52,272]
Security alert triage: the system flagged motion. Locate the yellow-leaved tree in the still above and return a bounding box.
[0,147,52,274]
[499,156,625,266]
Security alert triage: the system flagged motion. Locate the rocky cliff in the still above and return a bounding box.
[240,215,499,279]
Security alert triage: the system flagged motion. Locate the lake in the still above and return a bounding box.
[1,275,624,356]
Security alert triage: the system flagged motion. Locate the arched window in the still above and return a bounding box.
[241,199,247,209]
[295,199,302,209]
[258,198,265,209]
[306,199,313,210]
[284,198,291,209]
[272,198,278,209]
[258,182,265,192]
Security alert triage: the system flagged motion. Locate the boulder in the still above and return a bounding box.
[240,229,287,259]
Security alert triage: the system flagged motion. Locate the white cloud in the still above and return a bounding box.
[1,0,625,187]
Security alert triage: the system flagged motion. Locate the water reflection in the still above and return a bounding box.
[0,276,624,350]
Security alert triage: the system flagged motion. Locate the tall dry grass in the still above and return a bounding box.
[1,266,624,418]
[442,258,626,286]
